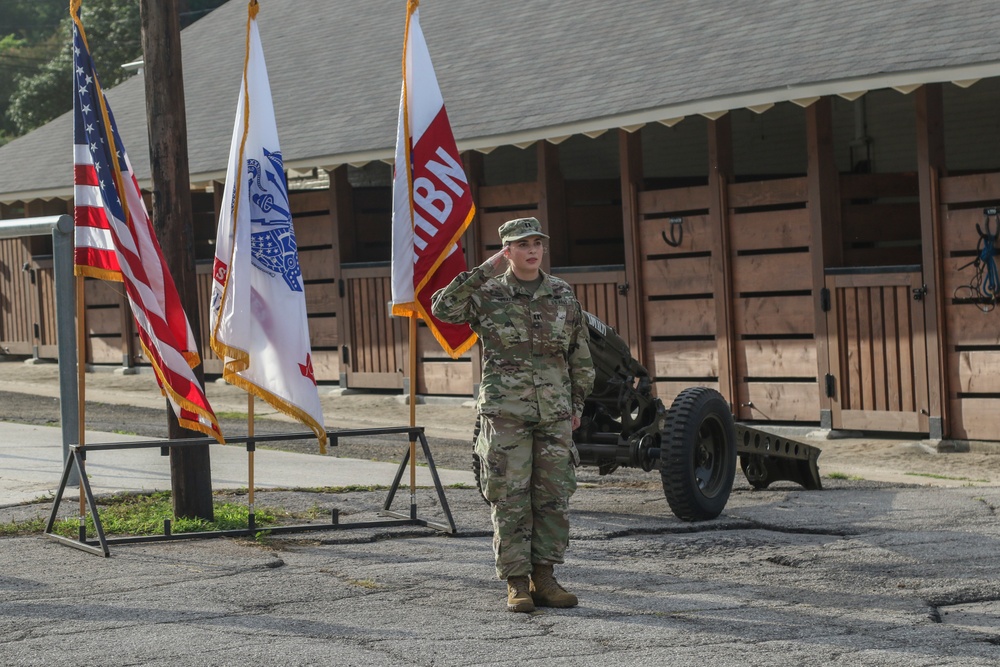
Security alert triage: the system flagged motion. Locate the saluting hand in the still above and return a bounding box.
[488,247,509,271]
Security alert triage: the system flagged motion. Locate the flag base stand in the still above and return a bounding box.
[43,426,457,557]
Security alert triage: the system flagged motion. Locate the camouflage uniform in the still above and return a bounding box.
[431,219,595,579]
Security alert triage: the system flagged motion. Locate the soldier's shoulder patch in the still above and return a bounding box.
[547,276,574,292]
[549,282,577,301]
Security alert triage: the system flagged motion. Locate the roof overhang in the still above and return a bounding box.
[9,60,1000,202]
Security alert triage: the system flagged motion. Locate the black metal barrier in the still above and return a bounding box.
[43,426,457,557]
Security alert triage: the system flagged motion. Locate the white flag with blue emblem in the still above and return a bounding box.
[210,1,326,452]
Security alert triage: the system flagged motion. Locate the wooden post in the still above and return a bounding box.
[408,316,418,519]
[329,165,353,387]
[707,116,737,410]
[330,166,355,265]
[462,151,484,394]
[915,84,947,439]
[462,152,484,266]
[247,393,255,531]
[139,0,214,520]
[23,200,52,361]
[805,98,843,429]
[618,128,647,365]
[118,290,135,370]
[537,141,568,269]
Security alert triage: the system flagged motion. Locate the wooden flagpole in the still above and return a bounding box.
[408,315,418,519]
[75,275,87,539]
[247,393,255,531]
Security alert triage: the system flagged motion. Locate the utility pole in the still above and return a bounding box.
[138,0,214,521]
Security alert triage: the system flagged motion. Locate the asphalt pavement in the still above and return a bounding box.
[1,360,1000,665]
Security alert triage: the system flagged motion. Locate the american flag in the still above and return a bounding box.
[71,3,222,442]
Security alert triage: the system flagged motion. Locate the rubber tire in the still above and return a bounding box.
[660,387,737,521]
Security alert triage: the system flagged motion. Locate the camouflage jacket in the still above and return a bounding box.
[431,260,595,423]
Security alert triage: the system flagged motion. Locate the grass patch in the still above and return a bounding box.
[0,517,47,537]
[0,485,427,539]
[284,485,391,494]
[904,472,988,483]
[826,471,864,481]
[39,491,278,539]
[215,411,249,420]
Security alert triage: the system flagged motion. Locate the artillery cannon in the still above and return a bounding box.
[474,312,822,521]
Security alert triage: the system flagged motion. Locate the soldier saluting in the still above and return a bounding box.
[432,217,595,613]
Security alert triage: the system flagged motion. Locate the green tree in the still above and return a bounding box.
[0,0,66,41]
[0,0,66,141]
[2,0,228,142]
[7,0,144,137]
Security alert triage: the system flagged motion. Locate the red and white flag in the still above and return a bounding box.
[210,1,327,453]
[390,0,477,358]
[71,1,221,442]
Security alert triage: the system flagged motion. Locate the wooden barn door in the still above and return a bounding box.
[339,263,405,389]
[557,267,631,345]
[0,237,35,356]
[825,267,930,432]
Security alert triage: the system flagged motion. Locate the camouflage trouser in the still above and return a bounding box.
[476,415,579,579]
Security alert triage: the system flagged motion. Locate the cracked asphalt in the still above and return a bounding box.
[2,478,1000,665]
[3,360,1000,664]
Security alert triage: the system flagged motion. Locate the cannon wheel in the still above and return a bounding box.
[660,387,737,521]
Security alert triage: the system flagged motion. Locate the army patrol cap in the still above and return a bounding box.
[499,217,549,244]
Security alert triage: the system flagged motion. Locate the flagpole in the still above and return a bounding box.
[408,315,418,519]
[75,275,87,540]
[247,393,255,532]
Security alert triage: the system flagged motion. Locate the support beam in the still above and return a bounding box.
[915,84,947,439]
[805,98,843,427]
[462,152,484,266]
[328,165,353,387]
[618,129,647,365]
[537,141,568,269]
[707,118,737,410]
[462,151,484,396]
[329,166,355,265]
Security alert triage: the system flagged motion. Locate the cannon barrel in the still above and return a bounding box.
[476,312,822,522]
[577,311,821,491]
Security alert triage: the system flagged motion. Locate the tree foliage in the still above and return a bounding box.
[0,0,66,141]
[0,0,66,41]
[6,0,143,138]
[1,0,229,144]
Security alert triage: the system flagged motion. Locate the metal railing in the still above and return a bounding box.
[0,215,78,483]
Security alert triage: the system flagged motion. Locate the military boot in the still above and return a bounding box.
[530,564,578,608]
[507,576,535,612]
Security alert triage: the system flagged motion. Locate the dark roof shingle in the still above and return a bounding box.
[2,0,999,201]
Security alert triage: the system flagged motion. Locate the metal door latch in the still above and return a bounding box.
[912,284,927,301]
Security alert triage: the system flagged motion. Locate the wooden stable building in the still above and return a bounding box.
[2,1,1000,442]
